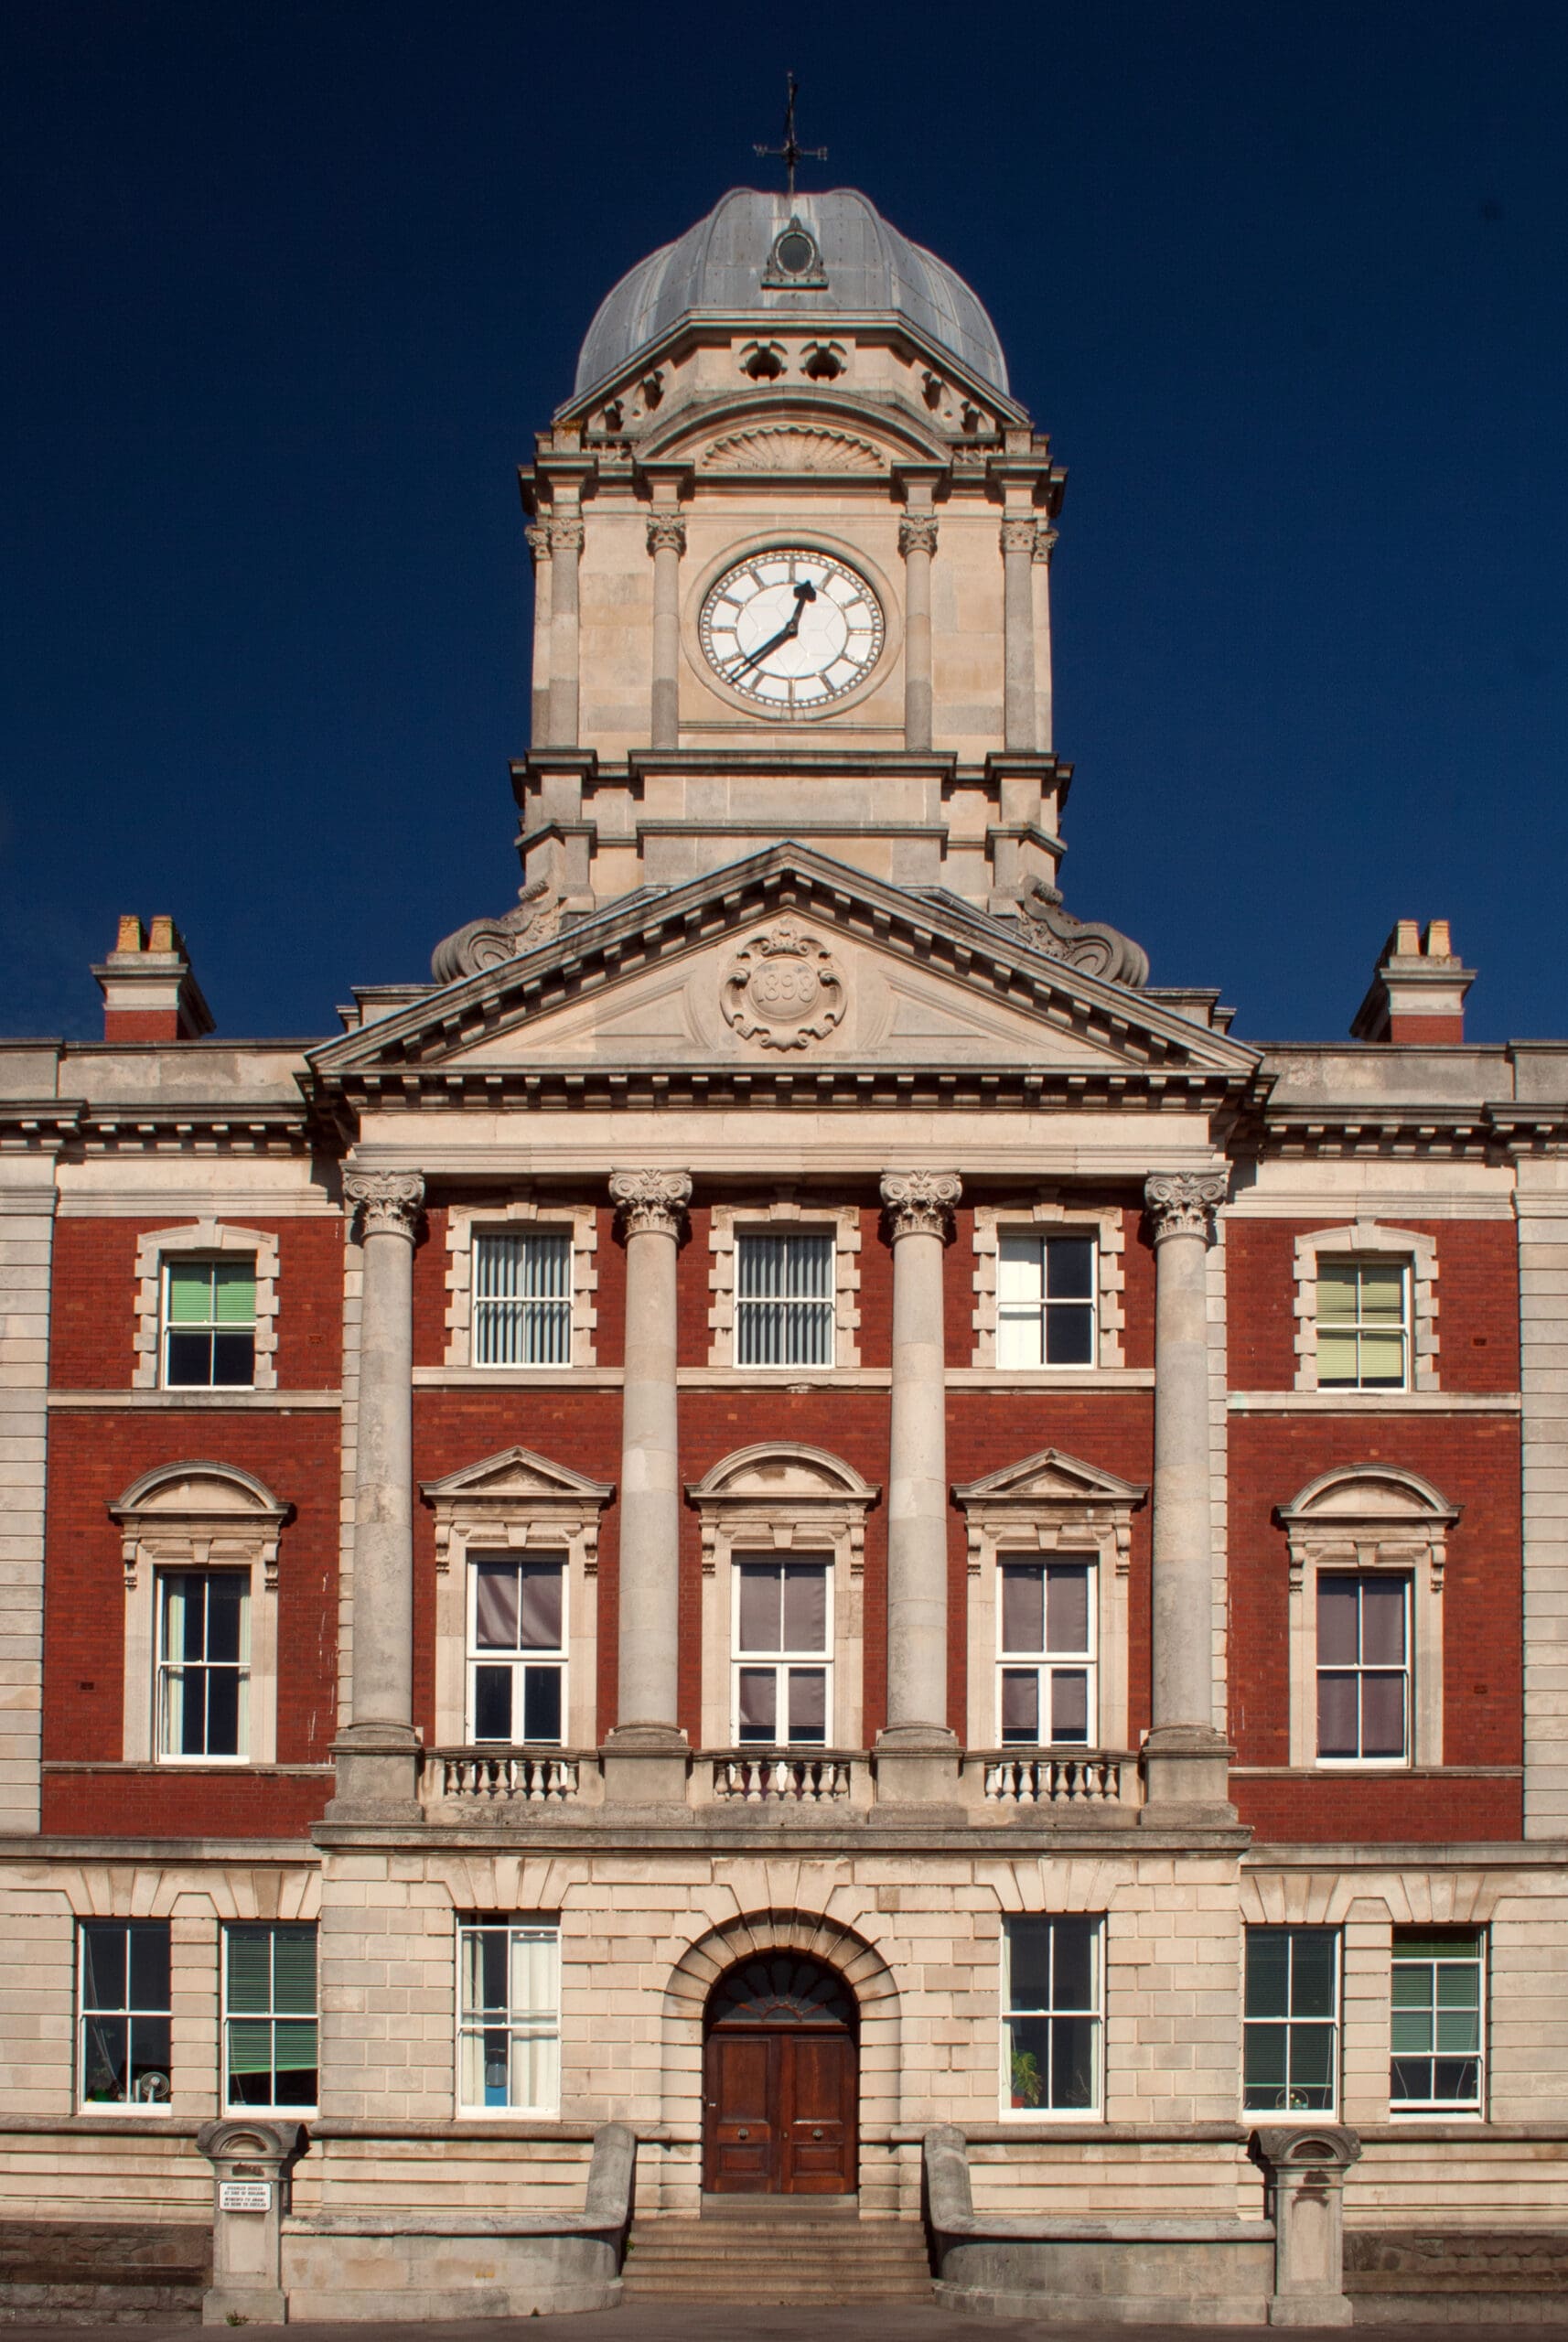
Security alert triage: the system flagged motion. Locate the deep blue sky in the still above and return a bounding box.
[3,1,1564,1046]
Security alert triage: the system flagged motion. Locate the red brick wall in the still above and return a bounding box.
[42,1410,341,1835]
[1228,1413,1522,1834]
[1228,1219,1519,1392]
[1236,1773,1521,1842]
[50,1217,344,1390]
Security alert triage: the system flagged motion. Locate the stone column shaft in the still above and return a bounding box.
[1143,1170,1232,1820]
[526,523,553,747]
[604,1171,692,1800]
[648,514,685,748]
[546,514,583,747]
[333,1169,423,1812]
[878,1173,961,1795]
[899,515,938,752]
[1032,525,1058,754]
[1001,518,1037,751]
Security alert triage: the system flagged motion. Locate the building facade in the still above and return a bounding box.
[2,180,1566,2320]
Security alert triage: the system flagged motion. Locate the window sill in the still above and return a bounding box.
[1229,1390,1520,1413]
[48,1389,341,1412]
[42,1761,333,1777]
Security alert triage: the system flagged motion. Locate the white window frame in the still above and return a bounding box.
[995,1554,1098,1748]
[1000,1914,1104,2122]
[155,1566,251,1764]
[133,1222,279,1391]
[1280,1465,1455,1770]
[972,1203,1125,1370]
[956,1449,1143,1758]
[1293,1222,1439,1392]
[111,1463,286,1767]
[1390,1926,1487,2117]
[221,1921,318,2117]
[732,1227,838,1370]
[78,1919,173,2114]
[1243,1926,1342,2118]
[730,1552,833,1746]
[1314,1568,1412,1767]
[689,1443,877,1752]
[466,1551,569,1746]
[424,1445,613,1753]
[456,1917,561,2117]
[708,1200,861,1369]
[444,1200,597,1370]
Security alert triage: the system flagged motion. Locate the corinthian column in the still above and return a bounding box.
[546,514,584,747]
[898,515,938,752]
[526,521,553,747]
[1142,1170,1234,1821]
[876,1171,962,1803]
[331,1169,424,1814]
[1032,524,1058,754]
[647,513,686,748]
[603,1168,693,1804]
[1000,518,1037,751]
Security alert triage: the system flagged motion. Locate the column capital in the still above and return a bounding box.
[610,1168,693,1239]
[1031,525,1059,564]
[344,1168,424,1241]
[524,521,552,563]
[898,515,940,560]
[547,517,585,557]
[999,518,1037,556]
[1144,1169,1227,1244]
[881,1169,962,1241]
[646,513,687,558]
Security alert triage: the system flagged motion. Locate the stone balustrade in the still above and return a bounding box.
[426,1750,585,1805]
[978,1752,1133,1809]
[708,1754,857,1805]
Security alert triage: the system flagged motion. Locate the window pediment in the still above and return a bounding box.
[954,1447,1147,1518]
[420,1445,614,1574]
[1278,1465,1459,1531]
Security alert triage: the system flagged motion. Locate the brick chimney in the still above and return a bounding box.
[1351,919,1475,1045]
[92,916,214,1042]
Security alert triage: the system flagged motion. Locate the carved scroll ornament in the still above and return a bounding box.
[1019,880,1151,989]
[344,1169,425,1241]
[880,1170,962,1241]
[1144,1171,1227,1243]
[609,1169,693,1240]
[721,920,846,1051]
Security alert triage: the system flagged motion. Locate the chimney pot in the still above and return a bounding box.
[92,915,214,1043]
[1351,919,1474,1047]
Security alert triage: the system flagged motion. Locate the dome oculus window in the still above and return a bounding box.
[700,550,885,712]
[763,219,825,285]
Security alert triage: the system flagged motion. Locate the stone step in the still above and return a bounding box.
[623,2218,931,2304]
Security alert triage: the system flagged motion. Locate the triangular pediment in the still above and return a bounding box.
[953,1448,1148,1510]
[309,846,1259,1101]
[419,1446,615,1509]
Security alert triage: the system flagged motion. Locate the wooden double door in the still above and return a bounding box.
[703,1955,858,2195]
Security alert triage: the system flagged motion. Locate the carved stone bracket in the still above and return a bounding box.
[609,1169,693,1240]
[721,919,846,1050]
[1019,880,1150,987]
[898,516,940,559]
[881,1170,962,1241]
[1144,1171,1228,1244]
[430,879,561,983]
[646,514,687,557]
[344,1169,425,1242]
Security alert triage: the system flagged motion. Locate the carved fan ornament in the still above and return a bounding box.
[721,919,846,1051]
[698,427,886,473]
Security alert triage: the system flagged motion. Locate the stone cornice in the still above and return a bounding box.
[305,843,1264,1105]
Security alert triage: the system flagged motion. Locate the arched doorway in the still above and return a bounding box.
[703,1952,858,2196]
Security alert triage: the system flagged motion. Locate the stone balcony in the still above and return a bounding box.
[419,1746,1140,1822]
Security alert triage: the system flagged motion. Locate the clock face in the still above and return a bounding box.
[699,550,885,712]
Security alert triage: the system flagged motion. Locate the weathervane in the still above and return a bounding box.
[754,72,827,200]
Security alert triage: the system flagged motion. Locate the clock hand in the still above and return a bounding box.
[727,579,818,676]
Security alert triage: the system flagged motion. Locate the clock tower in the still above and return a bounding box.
[499,184,1103,957]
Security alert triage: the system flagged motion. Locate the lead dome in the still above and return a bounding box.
[574,186,1009,398]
